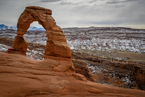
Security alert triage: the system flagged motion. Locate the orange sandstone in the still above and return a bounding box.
[7,6,71,58]
[6,6,73,72]
[0,52,145,97]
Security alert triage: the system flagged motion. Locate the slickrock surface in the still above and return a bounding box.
[0,52,145,97]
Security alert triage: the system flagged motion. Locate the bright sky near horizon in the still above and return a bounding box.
[0,0,145,29]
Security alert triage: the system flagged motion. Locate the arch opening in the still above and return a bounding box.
[25,21,46,60]
[28,21,45,31]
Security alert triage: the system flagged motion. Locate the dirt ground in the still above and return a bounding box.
[78,49,145,62]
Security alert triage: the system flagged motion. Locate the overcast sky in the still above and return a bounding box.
[0,0,145,29]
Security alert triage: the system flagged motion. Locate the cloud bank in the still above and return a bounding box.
[0,0,145,29]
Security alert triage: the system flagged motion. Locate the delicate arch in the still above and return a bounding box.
[7,6,71,58]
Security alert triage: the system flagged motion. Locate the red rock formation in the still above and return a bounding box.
[0,52,145,97]
[6,6,73,72]
[72,59,95,81]
[7,6,71,58]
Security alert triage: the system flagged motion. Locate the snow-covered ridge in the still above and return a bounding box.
[63,27,145,53]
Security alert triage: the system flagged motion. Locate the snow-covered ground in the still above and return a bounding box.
[63,27,145,53]
[0,43,44,60]
[87,61,136,88]
[0,27,145,54]
[0,44,10,52]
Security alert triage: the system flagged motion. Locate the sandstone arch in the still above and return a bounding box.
[7,6,71,58]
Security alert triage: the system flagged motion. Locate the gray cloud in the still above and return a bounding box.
[107,0,138,4]
[59,1,72,5]
[57,0,145,28]
[88,0,98,3]
[0,0,145,29]
[59,1,83,5]
[40,0,61,2]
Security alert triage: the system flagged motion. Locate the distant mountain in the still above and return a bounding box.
[37,27,45,31]
[28,26,38,31]
[9,25,17,30]
[27,26,45,31]
[0,24,8,30]
[0,24,45,31]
